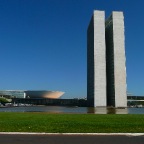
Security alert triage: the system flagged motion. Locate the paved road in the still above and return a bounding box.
[0,134,144,144]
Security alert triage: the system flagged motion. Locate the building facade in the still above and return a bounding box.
[87,11,107,107]
[87,10,127,107]
[105,12,127,107]
[0,90,64,99]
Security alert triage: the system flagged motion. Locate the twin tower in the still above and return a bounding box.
[87,10,127,107]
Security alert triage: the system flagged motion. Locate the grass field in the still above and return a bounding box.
[0,112,144,133]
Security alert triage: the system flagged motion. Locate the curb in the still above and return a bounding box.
[0,132,144,136]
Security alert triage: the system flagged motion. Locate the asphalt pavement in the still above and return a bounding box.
[0,134,144,144]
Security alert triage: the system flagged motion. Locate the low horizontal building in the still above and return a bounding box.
[0,90,64,99]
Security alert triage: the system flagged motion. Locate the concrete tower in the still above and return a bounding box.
[105,12,127,107]
[87,11,107,107]
[87,10,127,107]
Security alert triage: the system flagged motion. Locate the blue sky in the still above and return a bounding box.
[0,0,144,98]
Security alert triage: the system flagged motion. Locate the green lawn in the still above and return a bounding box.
[0,112,144,133]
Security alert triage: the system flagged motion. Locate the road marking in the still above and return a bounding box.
[0,132,143,136]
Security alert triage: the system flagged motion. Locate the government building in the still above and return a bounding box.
[87,10,127,107]
[0,90,64,99]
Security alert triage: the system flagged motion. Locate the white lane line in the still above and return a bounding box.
[0,132,143,136]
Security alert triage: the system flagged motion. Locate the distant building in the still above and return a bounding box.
[0,90,64,99]
[87,10,127,107]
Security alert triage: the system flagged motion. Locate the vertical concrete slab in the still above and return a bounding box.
[87,10,106,107]
[112,12,127,107]
[93,11,107,107]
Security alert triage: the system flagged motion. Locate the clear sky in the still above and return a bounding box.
[0,0,144,98]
